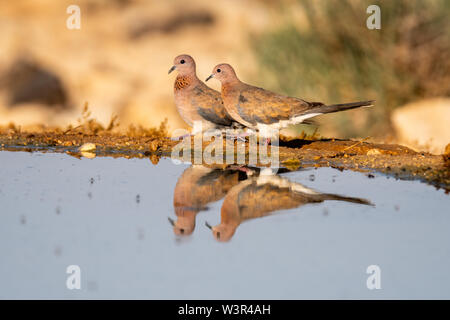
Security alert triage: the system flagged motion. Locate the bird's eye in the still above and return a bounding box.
[180,59,185,64]
[217,68,221,73]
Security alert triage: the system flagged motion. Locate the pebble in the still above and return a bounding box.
[367,148,382,155]
[79,143,96,152]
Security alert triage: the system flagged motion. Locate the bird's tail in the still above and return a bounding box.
[306,100,375,115]
[321,194,374,206]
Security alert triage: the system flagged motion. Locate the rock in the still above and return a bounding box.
[80,151,96,159]
[392,98,450,154]
[367,148,381,156]
[445,143,450,156]
[444,143,450,167]
[129,11,215,39]
[150,154,160,165]
[148,140,160,152]
[79,143,96,152]
[282,158,301,171]
[1,59,68,108]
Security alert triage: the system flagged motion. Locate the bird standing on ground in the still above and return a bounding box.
[206,63,374,137]
[168,55,233,134]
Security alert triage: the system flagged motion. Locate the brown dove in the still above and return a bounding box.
[168,55,233,134]
[206,63,374,135]
[206,170,372,242]
[169,165,246,236]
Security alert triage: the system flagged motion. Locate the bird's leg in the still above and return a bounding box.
[231,122,245,130]
[257,134,272,146]
[263,137,271,145]
[236,134,248,143]
[226,128,255,142]
[225,132,247,142]
[256,124,278,146]
[228,164,252,173]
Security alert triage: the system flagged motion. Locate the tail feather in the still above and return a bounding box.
[322,194,374,206]
[306,100,375,115]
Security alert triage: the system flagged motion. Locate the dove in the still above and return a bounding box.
[206,63,374,137]
[168,55,234,134]
[169,165,246,236]
[206,169,372,242]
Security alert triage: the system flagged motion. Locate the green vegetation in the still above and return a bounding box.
[252,0,450,137]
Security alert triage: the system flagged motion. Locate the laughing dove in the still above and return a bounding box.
[168,55,233,134]
[206,169,372,242]
[206,64,374,135]
[169,165,246,236]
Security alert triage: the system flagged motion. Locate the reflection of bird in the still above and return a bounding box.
[206,63,374,136]
[169,165,246,236]
[207,172,372,242]
[168,55,233,134]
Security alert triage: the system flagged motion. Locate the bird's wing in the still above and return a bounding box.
[236,181,309,220]
[236,85,316,125]
[191,84,232,126]
[174,167,241,211]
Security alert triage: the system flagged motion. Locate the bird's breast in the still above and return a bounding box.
[221,85,250,127]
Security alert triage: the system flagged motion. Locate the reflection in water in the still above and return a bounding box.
[170,165,372,241]
[209,171,373,242]
[169,165,247,235]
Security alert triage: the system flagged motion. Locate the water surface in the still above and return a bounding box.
[0,151,449,299]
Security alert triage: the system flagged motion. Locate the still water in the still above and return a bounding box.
[0,151,449,299]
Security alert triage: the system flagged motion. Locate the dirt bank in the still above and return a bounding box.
[1,128,448,191]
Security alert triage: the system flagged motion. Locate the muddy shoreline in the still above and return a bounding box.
[1,131,448,191]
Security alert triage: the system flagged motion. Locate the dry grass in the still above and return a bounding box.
[0,102,169,138]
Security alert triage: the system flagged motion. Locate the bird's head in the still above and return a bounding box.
[205,63,237,83]
[205,221,236,242]
[168,54,196,75]
[168,215,195,236]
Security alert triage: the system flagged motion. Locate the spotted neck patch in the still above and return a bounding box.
[174,76,191,91]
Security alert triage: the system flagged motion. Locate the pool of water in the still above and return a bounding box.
[0,151,449,299]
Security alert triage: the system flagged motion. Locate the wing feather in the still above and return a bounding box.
[237,85,319,125]
[191,83,233,126]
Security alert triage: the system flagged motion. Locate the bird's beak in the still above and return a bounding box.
[168,217,175,226]
[205,74,214,82]
[168,65,176,74]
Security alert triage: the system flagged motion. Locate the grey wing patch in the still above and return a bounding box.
[252,113,267,124]
[236,92,260,126]
[196,169,224,185]
[194,86,205,95]
[197,106,232,126]
[191,84,232,126]
[237,103,257,126]
[239,94,248,103]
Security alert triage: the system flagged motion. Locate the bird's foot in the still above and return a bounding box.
[226,132,251,142]
[259,137,271,146]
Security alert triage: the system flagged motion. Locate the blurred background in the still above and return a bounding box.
[0,0,449,153]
